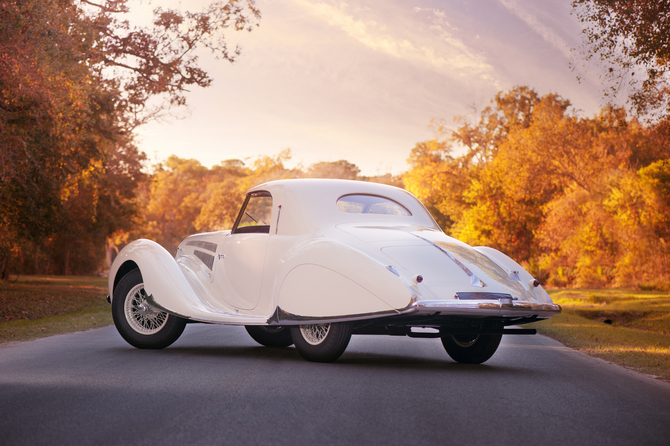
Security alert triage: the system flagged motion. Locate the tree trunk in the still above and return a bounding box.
[64,243,70,276]
[0,254,7,281]
[34,245,40,275]
[105,240,113,270]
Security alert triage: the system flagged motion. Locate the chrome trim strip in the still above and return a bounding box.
[266,306,403,326]
[386,265,400,277]
[455,292,514,300]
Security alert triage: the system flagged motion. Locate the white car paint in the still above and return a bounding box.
[108,179,560,326]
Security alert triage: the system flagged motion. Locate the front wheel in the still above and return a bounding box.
[245,325,293,347]
[290,322,353,363]
[112,268,186,349]
[441,333,502,364]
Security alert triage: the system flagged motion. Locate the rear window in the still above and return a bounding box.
[337,194,411,216]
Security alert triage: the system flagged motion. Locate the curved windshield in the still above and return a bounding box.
[232,191,272,234]
[337,194,411,216]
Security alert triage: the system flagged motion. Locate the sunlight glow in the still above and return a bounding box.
[590,346,670,355]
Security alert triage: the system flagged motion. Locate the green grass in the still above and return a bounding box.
[0,275,112,344]
[530,288,670,382]
[0,308,112,344]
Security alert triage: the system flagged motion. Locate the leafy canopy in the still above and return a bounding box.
[573,0,670,117]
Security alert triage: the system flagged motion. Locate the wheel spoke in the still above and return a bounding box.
[124,283,169,335]
[300,323,331,345]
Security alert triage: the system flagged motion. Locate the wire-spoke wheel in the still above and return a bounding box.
[124,284,168,335]
[245,325,293,347]
[300,324,330,345]
[112,268,186,349]
[291,322,353,363]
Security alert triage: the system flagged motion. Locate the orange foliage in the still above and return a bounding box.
[405,87,670,289]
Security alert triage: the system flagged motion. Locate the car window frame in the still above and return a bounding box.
[336,193,412,216]
[231,191,272,234]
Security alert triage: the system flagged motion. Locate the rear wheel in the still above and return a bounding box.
[441,333,502,364]
[245,325,293,347]
[112,268,186,349]
[290,322,353,363]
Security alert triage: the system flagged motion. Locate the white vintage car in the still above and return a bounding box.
[108,179,560,363]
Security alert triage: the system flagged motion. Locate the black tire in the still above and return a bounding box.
[112,268,186,349]
[290,322,353,363]
[245,325,294,347]
[441,333,502,364]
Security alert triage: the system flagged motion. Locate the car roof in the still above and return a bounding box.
[247,179,440,234]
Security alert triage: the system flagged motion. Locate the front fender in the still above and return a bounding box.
[108,239,205,318]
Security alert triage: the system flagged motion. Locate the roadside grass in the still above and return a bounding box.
[0,275,112,344]
[530,289,670,382]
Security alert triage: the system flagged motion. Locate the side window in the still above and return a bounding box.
[232,192,273,234]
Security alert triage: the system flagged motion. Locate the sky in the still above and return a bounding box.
[128,0,605,176]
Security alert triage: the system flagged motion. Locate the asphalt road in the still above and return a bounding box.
[1,324,669,446]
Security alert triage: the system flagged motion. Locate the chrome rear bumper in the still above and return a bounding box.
[267,298,560,326]
[406,299,561,319]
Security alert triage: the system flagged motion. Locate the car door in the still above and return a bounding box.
[213,191,272,310]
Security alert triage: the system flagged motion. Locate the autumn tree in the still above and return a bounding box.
[84,0,260,127]
[1,1,102,237]
[133,151,304,253]
[0,0,122,276]
[454,98,658,270]
[306,160,361,179]
[0,0,260,277]
[403,139,466,231]
[451,86,542,166]
[135,156,209,253]
[236,149,303,192]
[573,0,670,117]
[406,86,669,288]
[406,88,568,260]
[194,160,249,232]
[537,159,670,288]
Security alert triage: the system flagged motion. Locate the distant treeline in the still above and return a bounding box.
[3,146,402,278]
[3,85,670,290]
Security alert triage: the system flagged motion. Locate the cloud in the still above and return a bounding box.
[291,0,498,86]
[497,0,572,58]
